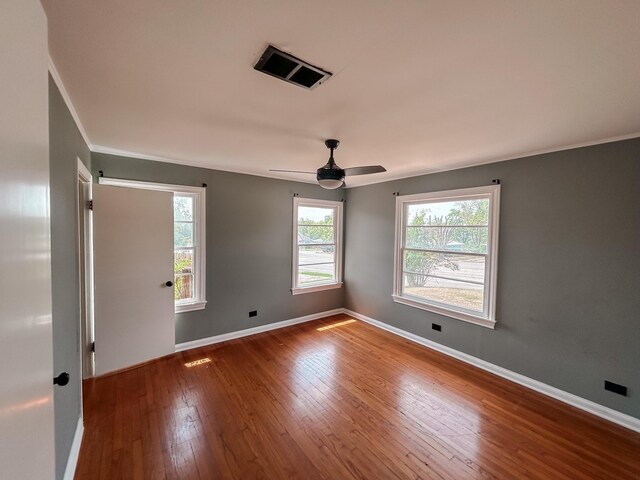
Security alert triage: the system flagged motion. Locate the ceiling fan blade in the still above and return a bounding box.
[269,169,316,174]
[343,165,387,176]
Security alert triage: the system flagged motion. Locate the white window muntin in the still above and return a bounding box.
[98,177,207,313]
[393,185,500,328]
[292,197,343,295]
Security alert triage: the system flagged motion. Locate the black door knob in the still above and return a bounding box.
[166,281,174,287]
[53,372,70,386]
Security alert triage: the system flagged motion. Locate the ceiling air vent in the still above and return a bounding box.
[254,45,332,90]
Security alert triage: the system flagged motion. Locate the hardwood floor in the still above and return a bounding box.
[76,314,640,479]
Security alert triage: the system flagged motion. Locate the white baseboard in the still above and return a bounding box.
[172,306,639,433]
[175,308,345,352]
[342,308,640,433]
[63,416,84,480]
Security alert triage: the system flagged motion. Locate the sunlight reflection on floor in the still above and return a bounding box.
[316,319,356,331]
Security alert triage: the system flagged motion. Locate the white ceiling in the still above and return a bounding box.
[43,0,640,187]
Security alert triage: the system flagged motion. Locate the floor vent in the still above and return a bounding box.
[254,45,332,90]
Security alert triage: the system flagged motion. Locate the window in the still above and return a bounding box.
[99,178,206,313]
[173,193,204,310]
[292,197,343,294]
[393,185,500,328]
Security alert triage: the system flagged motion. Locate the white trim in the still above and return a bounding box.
[99,177,205,194]
[391,295,496,328]
[48,57,92,148]
[77,159,95,380]
[62,417,84,480]
[292,197,344,294]
[173,305,640,432]
[77,158,91,182]
[92,134,640,189]
[292,282,344,295]
[175,300,207,313]
[91,145,318,185]
[392,184,500,328]
[343,132,640,188]
[175,308,345,352]
[342,308,640,433]
[99,177,207,312]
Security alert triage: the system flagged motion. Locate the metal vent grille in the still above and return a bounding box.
[254,45,332,90]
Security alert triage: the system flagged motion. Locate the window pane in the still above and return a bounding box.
[298,225,334,244]
[430,254,485,284]
[174,249,193,274]
[298,206,334,225]
[175,222,193,247]
[299,245,335,265]
[174,196,193,221]
[406,226,488,253]
[298,263,336,286]
[404,251,485,284]
[175,274,194,301]
[407,199,489,227]
[403,274,484,312]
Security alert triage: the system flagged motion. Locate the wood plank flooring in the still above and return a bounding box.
[76,314,640,479]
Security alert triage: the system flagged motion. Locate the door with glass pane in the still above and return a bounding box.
[92,185,175,375]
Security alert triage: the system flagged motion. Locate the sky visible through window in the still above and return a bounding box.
[408,200,487,225]
[298,206,333,223]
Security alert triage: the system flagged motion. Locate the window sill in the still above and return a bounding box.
[291,282,343,295]
[391,294,496,329]
[175,300,207,314]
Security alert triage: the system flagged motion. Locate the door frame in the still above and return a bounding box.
[77,158,95,379]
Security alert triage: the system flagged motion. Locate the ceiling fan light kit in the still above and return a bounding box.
[270,138,387,189]
[317,178,345,189]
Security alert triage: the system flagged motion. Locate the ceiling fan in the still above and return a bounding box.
[270,139,386,189]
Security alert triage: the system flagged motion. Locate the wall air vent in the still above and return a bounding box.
[254,45,332,90]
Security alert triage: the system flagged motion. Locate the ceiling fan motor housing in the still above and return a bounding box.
[316,166,344,182]
[269,138,383,188]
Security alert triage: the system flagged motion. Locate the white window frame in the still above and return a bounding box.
[99,177,207,313]
[393,185,500,329]
[292,197,344,295]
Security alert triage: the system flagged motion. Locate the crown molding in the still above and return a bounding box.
[93,132,640,189]
[47,53,639,188]
[346,132,640,188]
[48,56,92,149]
[90,144,318,185]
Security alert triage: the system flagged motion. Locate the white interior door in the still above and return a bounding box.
[93,184,175,376]
[0,1,54,478]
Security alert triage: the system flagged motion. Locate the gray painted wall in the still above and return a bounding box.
[49,75,91,479]
[344,137,640,419]
[91,153,345,344]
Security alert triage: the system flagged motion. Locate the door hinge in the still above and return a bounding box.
[90,341,95,353]
[87,200,93,210]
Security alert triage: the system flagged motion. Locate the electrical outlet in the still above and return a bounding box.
[604,380,627,396]
[249,310,257,318]
[432,323,442,332]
